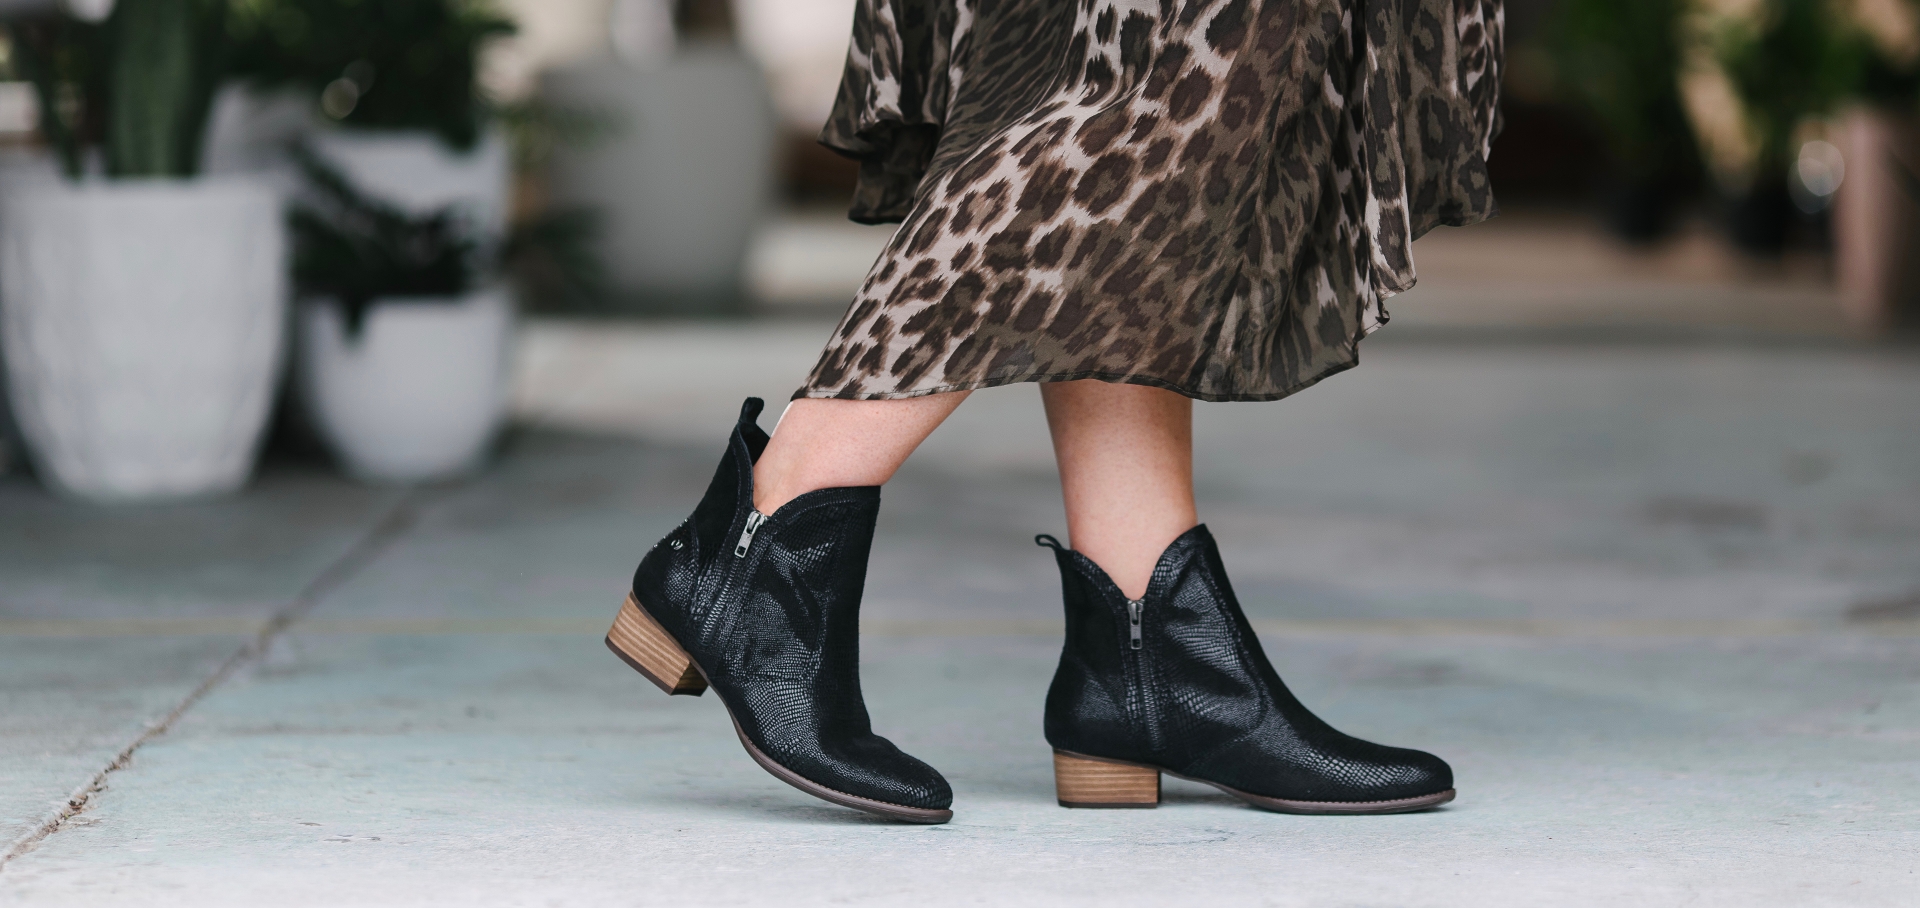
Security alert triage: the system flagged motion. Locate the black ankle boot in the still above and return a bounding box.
[1037,526,1454,814]
[605,398,952,823]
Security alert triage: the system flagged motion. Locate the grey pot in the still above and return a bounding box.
[541,44,779,315]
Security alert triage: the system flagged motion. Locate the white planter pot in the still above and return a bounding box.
[307,128,512,240]
[202,84,318,177]
[0,147,63,479]
[0,177,286,501]
[297,288,513,483]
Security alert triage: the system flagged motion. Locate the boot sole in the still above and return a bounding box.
[1054,749,1455,815]
[606,594,953,825]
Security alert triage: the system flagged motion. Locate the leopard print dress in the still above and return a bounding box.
[800,0,1503,402]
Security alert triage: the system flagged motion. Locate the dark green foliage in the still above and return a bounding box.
[503,205,607,312]
[1835,1,1920,111]
[5,16,107,178]
[227,0,515,150]
[289,144,478,337]
[488,99,614,311]
[1848,45,1920,111]
[6,0,227,179]
[106,0,229,177]
[1711,0,1857,179]
[493,98,615,171]
[1548,0,1699,180]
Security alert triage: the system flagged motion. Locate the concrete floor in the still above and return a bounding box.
[2,323,1918,906]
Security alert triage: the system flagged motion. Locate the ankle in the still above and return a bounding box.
[753,457,844,514]
[1074,545,1152,599]
[1070,521,1200,600]
[750,462,798,515]
[752,450,894,514]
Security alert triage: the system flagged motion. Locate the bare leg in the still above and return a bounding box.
[753,392,970,514]
[1041,380,1198,600]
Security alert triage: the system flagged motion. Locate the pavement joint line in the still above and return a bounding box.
[0,492,435,872]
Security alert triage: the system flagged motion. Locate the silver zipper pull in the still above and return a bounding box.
[734,510,766,557]
[1127,598,1143,650]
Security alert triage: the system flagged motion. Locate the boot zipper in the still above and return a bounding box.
[734,510,767,557]
[1121,594,1162,755]
[701,508,766,632]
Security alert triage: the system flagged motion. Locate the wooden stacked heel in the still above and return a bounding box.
[1053,751,1161,808]
[606,594,708,696]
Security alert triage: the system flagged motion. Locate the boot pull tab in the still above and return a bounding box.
[738,397,765,426]
[1034,534,1065,551]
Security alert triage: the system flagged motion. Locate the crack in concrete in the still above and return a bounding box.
[0,493,430,871]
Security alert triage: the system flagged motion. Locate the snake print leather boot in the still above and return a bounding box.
[606,398,952,823]
[1037,526,1454,814]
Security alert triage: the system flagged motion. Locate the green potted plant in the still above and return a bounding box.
[0,0,287,501]
[1548,0,1703,242]
[226,0,519,482]
[227,0,513,148]
[222,0,518,481]
[226,0,515,232]
[289,146,511,481]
